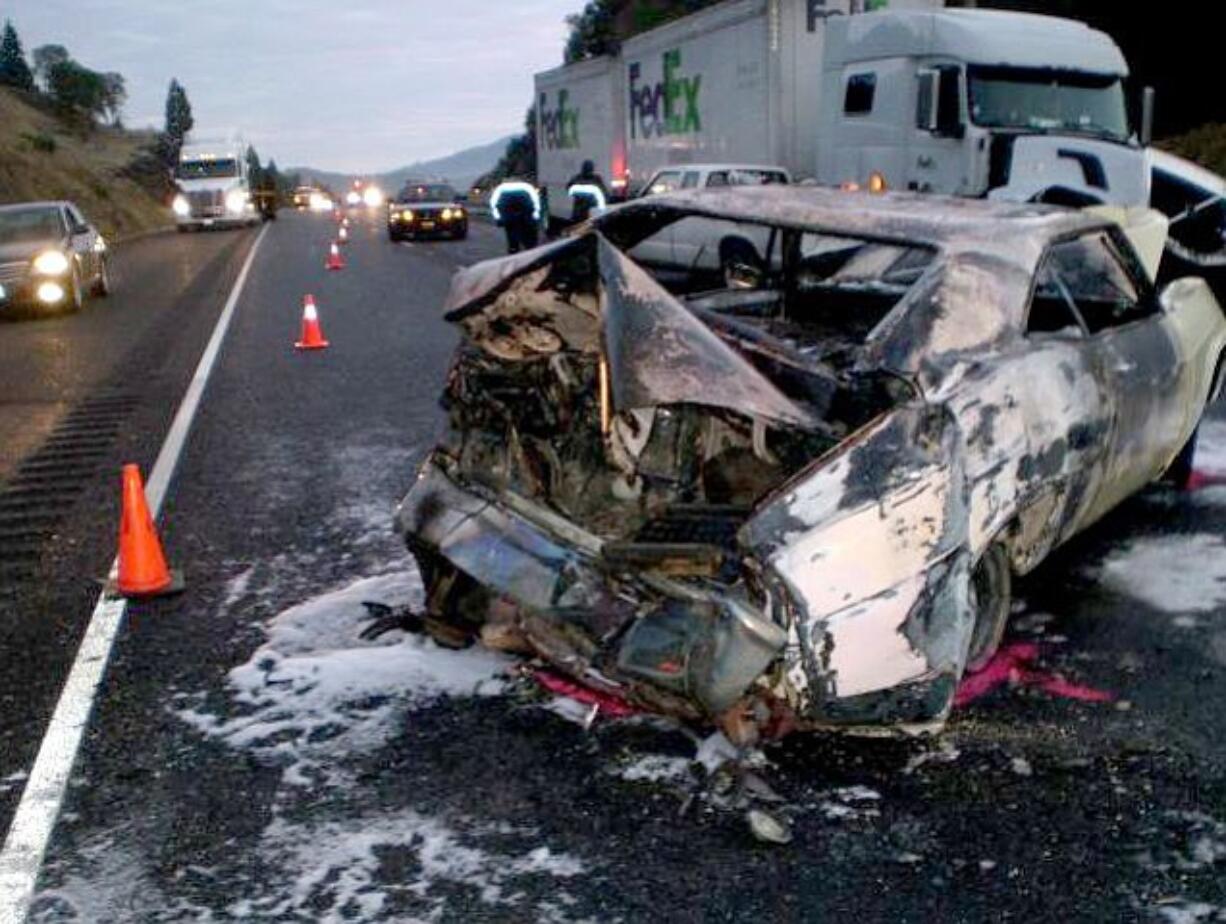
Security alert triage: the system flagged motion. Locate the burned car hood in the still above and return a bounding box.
[445,233,818,430]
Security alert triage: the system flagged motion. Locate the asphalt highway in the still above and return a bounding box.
[0,210,1224,922]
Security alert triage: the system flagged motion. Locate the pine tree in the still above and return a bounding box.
[159,78,194,166]
[245,145,263,187]
[0,20,35,92]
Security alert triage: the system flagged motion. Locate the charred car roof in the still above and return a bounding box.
[596,185,1107,252]
[445,187,1120,385]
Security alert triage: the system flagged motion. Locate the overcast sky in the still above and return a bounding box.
[6,0,576,172]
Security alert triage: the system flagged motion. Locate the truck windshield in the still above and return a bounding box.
[968,66,1129,143]
[176,158,239,180]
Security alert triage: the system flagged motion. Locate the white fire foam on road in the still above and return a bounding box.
[1097,534,1226,616]
[1194,419,1226,475]
[131,572,597,920]
[223,811,587,922]
[614,755,692,784]
[176,570,510,788]
[30,813,591,924]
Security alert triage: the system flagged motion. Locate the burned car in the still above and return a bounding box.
[395,187,1226,740]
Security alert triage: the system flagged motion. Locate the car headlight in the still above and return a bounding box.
[32,250,70,275]
[93,235,107,253]
[172,195,190,217]
[36,281,66,304]
[225,190,247,214]
[402,209,414,221]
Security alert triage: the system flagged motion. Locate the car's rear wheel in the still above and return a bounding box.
[966,544,1011,672]
[91,258,111,297]
[64,265,84,313]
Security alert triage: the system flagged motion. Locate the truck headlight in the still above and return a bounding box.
[172,195,190,217]
[32,250,70,276]
[225,190,247,214]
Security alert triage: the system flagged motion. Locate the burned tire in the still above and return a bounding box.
[966,544,1011,672]
[1163,425,1199,490]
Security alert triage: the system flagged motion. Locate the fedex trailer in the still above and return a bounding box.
[536,55,626,230]
[535,0,1161,220]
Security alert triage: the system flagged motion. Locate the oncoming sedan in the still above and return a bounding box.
[0,201,111,314]
[387,183,468,242]
[395,187,1226,741]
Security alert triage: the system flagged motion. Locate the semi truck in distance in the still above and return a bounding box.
[534,0,1217,245]
[171,140,260,231]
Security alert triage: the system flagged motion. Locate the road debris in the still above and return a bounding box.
[747,808,793,845]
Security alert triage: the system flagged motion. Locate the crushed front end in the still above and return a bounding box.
[396,232,975,740]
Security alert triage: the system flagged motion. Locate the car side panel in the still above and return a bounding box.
[945,341,1116,573]
[1160,276,1226,439]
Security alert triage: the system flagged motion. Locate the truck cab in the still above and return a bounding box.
[817,10,1149,207]
[171,142,260,231]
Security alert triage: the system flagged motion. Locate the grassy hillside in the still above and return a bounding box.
[1160,124,1226,178]
[0,88,171,240]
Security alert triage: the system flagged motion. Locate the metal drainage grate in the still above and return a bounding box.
[0,390,141,585]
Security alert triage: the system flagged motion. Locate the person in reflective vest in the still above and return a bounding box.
[490,179,541,254]
[566,160,609,224]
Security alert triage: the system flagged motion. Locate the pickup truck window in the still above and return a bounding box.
[844,73,876,116]
[682,172,701,189]
[707,170,787,188]
[647,171,684,195]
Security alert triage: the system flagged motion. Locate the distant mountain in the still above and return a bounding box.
[290,135,512,196]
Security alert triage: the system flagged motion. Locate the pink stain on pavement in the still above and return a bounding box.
[1187,469,1226,491]
[955,642,1114,709]
[533,667,641,718]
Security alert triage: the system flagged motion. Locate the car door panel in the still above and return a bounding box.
[1161,276,1226,441]
[949,341,1115,573]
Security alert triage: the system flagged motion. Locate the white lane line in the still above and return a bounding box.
[0,224,270,924]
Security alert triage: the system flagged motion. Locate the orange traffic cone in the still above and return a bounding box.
[115,464,182,598]
[295,295,330,350]
[325,241,345,270]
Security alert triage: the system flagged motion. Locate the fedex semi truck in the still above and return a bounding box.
[535,0,1184,223]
